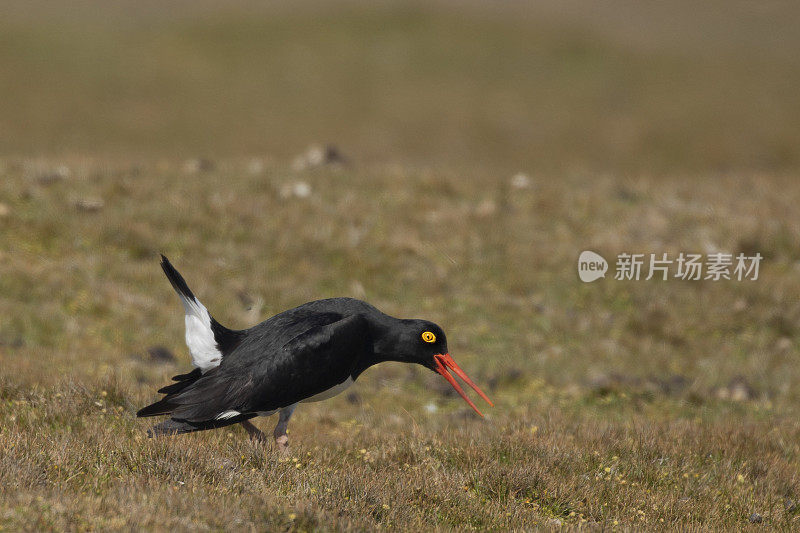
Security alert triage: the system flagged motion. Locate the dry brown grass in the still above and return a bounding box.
[2,1,800,530]
[1,159,799,530]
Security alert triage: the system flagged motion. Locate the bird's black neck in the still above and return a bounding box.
[350,314,410,379]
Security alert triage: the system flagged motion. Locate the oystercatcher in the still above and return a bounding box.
[138,256,493,450]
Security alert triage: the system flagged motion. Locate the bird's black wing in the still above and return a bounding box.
[138,311,341,418]
[141,314,371,423]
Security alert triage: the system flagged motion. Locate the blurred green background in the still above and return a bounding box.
[2,0,800,173]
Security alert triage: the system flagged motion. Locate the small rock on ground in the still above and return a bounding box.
[75,198,105,212]
[146,345,176,363]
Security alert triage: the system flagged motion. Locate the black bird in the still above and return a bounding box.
[138,256,493,450]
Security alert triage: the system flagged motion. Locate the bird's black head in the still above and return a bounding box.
[396,319,449,366]
[375,318,493,416]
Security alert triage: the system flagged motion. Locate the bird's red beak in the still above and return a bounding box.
[433,353,494,417]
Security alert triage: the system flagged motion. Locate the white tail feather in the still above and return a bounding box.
[178,294,222,371]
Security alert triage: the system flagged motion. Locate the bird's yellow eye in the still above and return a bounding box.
[421,331,436,343]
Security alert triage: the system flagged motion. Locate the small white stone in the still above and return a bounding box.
[55,166,71,180]
[305,145,325,167]
[776,337,792,351]
[510,172,532,189]
[349,280,366,299]
[425,403,438,413]
[293,181,311,198]
[75,198,104,212]
[474,199,497,218]
[280,180,312,199]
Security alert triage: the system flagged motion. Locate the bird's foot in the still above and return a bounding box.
[274,434,290,453]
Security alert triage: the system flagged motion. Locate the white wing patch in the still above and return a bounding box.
[177,293,222,372]
[216,410,241,420]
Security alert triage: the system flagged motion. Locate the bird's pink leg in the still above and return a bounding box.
[273,404,297,452]
[241,420,267,443]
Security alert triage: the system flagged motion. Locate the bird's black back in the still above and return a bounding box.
[139,298,385,422]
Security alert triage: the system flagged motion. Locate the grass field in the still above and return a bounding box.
[2,1,800,530]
